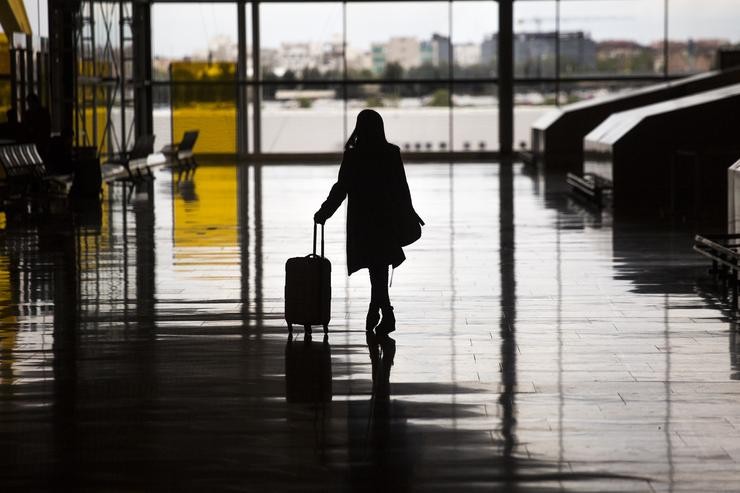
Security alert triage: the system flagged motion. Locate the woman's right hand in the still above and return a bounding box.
[314,209,328,225]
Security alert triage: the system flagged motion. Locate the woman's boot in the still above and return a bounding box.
[366,303,381,332]
[375,305,395,335]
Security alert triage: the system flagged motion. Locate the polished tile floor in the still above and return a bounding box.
[0,162,738,491]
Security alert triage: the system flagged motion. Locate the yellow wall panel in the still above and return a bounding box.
[172,105,236,154]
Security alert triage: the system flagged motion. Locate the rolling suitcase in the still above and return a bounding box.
[285,223,331,334]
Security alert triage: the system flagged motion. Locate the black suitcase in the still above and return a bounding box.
[285,223,331,334]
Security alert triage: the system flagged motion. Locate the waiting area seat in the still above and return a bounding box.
[693,233,740,308]
[693,158,740,309]
[102,134,156,181]
[0,143,74,198]
[565,172,612,206]
[531,67,740,173]
[582,84,740,220]
[162,130,199,171]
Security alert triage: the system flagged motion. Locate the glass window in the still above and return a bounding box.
[171,63,237,154]
[559,0,664,77]
[261,83,343,153]
[140,0,740,156]
[260,3,342,81]
[452,1,497,79]
[153,4,237,152]
[514,1,558,79]
[453,83,498,152]
[346,83,451,153]
[515,81,557,150]
[152,4,238,81]
[668,0,740,74]
[346,2,450,80]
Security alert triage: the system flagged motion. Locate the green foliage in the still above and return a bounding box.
[407,62,447,79]
[426,88,450,107]
[595,51,655,74]
[382,62,404,80]
[365,94,384,107]
[297,97,313,109]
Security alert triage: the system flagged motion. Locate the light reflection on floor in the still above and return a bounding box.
[0,162,738,491]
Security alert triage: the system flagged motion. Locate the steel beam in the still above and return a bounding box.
[251,1,261,155]
[498,0,513,156]
[0,0,31,35]
[133,1,153,139]
[237,0,248,157]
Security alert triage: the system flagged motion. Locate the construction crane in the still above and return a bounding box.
[517,16,633,32]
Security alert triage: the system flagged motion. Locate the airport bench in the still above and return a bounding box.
[162,130,199,171]
[693,233,740,308]
[0,143,73,199]
[566,172,612,206]
[103,134,155,181]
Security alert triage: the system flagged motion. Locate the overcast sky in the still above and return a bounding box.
[152,1,740,58]
[17,0,738,58]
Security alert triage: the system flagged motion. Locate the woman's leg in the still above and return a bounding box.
[366,265,386,331]
[370,264,395,334]
[369,264,390,308]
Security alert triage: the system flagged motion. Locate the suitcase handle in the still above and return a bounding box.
[313,222,325,258]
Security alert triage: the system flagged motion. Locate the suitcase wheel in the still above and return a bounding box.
[304,324,312,334]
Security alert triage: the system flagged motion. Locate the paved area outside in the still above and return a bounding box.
[0,162,737,492]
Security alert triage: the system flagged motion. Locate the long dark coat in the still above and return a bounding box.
[318,143,421,275]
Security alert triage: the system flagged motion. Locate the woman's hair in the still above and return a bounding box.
[345,109,388,151]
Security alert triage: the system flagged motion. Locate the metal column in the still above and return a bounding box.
[237,0,249,157]
[48,0,78,136]
[132,0,153,140]
[251,1,261,155]
[498,0,514,156]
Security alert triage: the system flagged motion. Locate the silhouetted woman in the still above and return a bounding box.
[314,109,424,335]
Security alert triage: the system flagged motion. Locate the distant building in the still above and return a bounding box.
[385,36,421,70]
[420,40,433,65]
[481,31,596,75]
[320,36,344,74]
[434,34,451,66]
[207,35,238,62]
[557,31,597,73]
[597,40,645,60]
[346,47,373,73]
[655,39,730,73]
[454,43,481,66]
[259,48,279,76]
[596,40,655,74]
[276,42,322,74]
[481,34,497,66]
[371,43,386,75]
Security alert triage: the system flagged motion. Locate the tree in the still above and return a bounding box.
[381,62,404,98]
[382,62,404,80]
[426,88,450,107]
[282,70,298,90]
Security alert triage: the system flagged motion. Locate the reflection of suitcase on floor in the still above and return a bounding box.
[285,334,332,403]
[285,223,331,334]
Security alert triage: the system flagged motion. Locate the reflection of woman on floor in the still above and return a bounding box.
[347,332,412,491]
[314,109,424,334]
